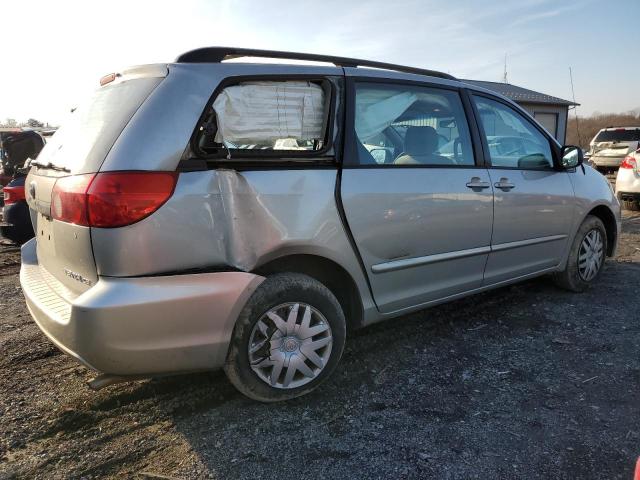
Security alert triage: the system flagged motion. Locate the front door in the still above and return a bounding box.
[471,94,575,285]
[340,80,494,313]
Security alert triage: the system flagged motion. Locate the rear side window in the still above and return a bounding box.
[195,80,331,156]
[473,95,553,169]
[353,83,475,166]
[593,129,640,142]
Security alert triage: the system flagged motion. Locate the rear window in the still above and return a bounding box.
[36,77,163,174]
[194,80,331,157]
[593,129,640,143]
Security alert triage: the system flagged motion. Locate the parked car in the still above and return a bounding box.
[0,171,11,210]
[615,149,640,210]
[0,129,23,206]
[588,126,640,173]
[20,48,621,402]
[0,131,45,243]
[1,174,35,243]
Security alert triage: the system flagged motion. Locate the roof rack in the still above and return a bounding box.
[175,47,457,81]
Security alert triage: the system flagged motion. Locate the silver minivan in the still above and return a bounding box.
[20,48,621,401]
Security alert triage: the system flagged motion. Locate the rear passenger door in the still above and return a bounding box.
[471,94,575,284]
[340,79,494,314]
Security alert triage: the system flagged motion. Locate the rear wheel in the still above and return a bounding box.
[554,215,607,292]
[224,273,346,402]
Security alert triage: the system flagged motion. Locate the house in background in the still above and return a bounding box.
[464,80,578,143]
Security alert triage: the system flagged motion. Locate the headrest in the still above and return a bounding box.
[404,126,439,155]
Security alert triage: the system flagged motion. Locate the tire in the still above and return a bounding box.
[622,198,640,211]
[554,215,607,292]
[224,273,346,402]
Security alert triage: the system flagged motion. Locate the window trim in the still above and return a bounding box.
[343,77,485,169]
[187,74,339,163]
[469,91,563,171]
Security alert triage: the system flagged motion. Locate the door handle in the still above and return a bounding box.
[466,177,491,190]
[494,177,515,191]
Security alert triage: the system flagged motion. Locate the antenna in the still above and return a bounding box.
[569,67,582,146]
[503,53,508,84]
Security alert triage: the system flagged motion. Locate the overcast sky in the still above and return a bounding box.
[1,0,638,125]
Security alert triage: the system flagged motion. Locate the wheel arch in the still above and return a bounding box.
[586,204,617,256]
[252,253,364,330]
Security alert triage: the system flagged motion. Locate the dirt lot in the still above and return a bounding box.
[1,212,639,480]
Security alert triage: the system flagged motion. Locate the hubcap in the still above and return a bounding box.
[248,302,333,389]
[578,229,604,282]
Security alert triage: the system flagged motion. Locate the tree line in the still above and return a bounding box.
[1,118,51,128]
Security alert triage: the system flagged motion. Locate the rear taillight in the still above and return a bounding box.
[87,172,178,227]
[620,156,637,169]
[2,185,26,205]
[51,172,178,228]
[51,174,95,225]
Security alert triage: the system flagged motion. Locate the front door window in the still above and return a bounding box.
[473,96,553,169]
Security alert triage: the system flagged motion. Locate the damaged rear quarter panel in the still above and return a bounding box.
[91,169,373,310]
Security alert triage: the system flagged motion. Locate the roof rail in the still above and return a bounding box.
[175,47,457,81]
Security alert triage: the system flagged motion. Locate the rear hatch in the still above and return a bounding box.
[591,128,640,158]
[25,65,167,295]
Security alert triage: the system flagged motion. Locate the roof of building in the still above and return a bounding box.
[464,79,579,106]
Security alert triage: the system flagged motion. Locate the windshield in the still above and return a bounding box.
[593,129,640,143]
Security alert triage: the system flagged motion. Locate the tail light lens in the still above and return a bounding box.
[52,174,95,225]
[51,171,178,228]
[3,185,26,205]
[620,156,637,169]
[87,172,178,227]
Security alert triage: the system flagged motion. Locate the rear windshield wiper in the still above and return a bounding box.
[30,161,70,173]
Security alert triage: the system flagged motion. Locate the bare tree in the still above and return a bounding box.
[26,118,44,128]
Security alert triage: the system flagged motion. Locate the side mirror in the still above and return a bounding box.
[369,148,391,164]
[517,153,551,169]
[561,145,583,169]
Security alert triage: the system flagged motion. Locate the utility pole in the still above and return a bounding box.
[503,53,508,84]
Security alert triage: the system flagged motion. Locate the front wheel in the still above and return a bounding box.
[224,273,346,402]
[554,215,607,292]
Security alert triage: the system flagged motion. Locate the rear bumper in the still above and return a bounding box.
[615,168,640,198]
[20,239,264,376]
[591,155,625,168]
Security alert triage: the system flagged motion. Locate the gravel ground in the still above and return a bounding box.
[1,212,639,480]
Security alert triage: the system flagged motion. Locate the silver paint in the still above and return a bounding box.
[482,169,575,284]
[340,167,494,313]
[90,170,375,322]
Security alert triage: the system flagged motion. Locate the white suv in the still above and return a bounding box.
[589,126,640,172]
